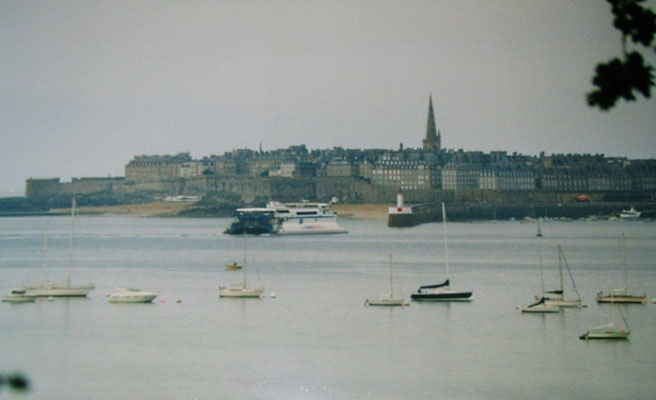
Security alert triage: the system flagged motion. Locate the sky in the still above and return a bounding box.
[1,0,655,196]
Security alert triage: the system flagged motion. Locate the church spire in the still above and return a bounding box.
[423,94,441,151]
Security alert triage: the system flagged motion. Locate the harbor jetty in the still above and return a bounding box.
[388,195,655,227]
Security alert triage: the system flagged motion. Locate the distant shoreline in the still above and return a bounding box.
[0,202,390,220]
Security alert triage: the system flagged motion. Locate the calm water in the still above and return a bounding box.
[1,216,655,399]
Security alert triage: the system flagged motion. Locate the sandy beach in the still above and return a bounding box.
[66,202,388,220]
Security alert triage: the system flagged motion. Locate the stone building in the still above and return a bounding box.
[372,159,432,190]
[125,153,192,183]
[441,164,481,190]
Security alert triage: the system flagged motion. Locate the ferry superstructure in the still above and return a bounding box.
[224,201,347,235]
[267,201,348,235]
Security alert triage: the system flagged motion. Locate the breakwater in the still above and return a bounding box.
[388,202,656,227]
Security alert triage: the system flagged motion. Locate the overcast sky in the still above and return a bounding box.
[1,0,655,195]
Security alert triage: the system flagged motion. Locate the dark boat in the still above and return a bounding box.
[224,208,277,235]
[411,203,473,303]
[411,279,473,301]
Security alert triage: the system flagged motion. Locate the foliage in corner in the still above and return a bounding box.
[588,0,656,110]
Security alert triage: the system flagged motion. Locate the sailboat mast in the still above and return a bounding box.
[557,244,565,297]
[441,203,450,278]
[389,254,394,297]
[621,233,628,290]
[539,250,546,296]
[67,198,77,286]
[242,232,247,287]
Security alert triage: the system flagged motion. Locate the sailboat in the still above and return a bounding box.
[596,234,646,304]
[219,235,263,298]
[580,305,630,340]
[521,251,560,313]
[544,245,586,308]
[411,203,473,302]
[365,255,406,306]
[25,199,95,297]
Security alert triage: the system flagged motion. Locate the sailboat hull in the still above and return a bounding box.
[521,304,560,313]
[366,297,405,306]
[25,284,94,297]
[545,299,587,308]
[580,331,630,340]
[411,290,472,302]
[596,295,645,304]
[219,287,263,298]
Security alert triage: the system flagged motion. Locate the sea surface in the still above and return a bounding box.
[1,216,655,399]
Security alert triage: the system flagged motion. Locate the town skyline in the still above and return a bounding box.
[2,1,655,196]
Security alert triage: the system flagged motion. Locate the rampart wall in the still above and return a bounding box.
[24,176,654,206]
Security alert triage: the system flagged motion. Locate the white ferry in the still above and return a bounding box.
[266,201,348,235]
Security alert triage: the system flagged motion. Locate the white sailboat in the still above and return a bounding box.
[25,199,95,297]
[219,236,263,298]
[366,255,406,306]
[411,203,473,302]
[596,234,646,304]
[521,251,560,313]
[544,245,586,308]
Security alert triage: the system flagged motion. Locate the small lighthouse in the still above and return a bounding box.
[388,189,412,216]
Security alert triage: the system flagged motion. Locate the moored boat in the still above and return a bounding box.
[107,288,158,303]
[366,255,406,307]
[596,288,646,304]
[544,245,586,308]
[225,262,243,270]
[218,283,264,298]
[411,203,473,302]
[619,207,640,220]
[1,288,36,303]
[521,297,560,313]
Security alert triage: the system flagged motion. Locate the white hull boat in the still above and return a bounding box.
[521,301,560,313]
[366,255,406,307]
[268,201,348,235]
[219,284,263,298]
[619,207,640,220]
[25,283,94,297]
[107,288,158,303]
[544,245,586,308]
[26,199,95,298]
[544,298,586,308]
[2,288,36,303]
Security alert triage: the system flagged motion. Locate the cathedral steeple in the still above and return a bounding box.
[423,94,441,151]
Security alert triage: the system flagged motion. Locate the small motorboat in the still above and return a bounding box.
[619,207,640,220]
[1,288,36,303]
[107,288,158,303]
[225,262,243,270]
